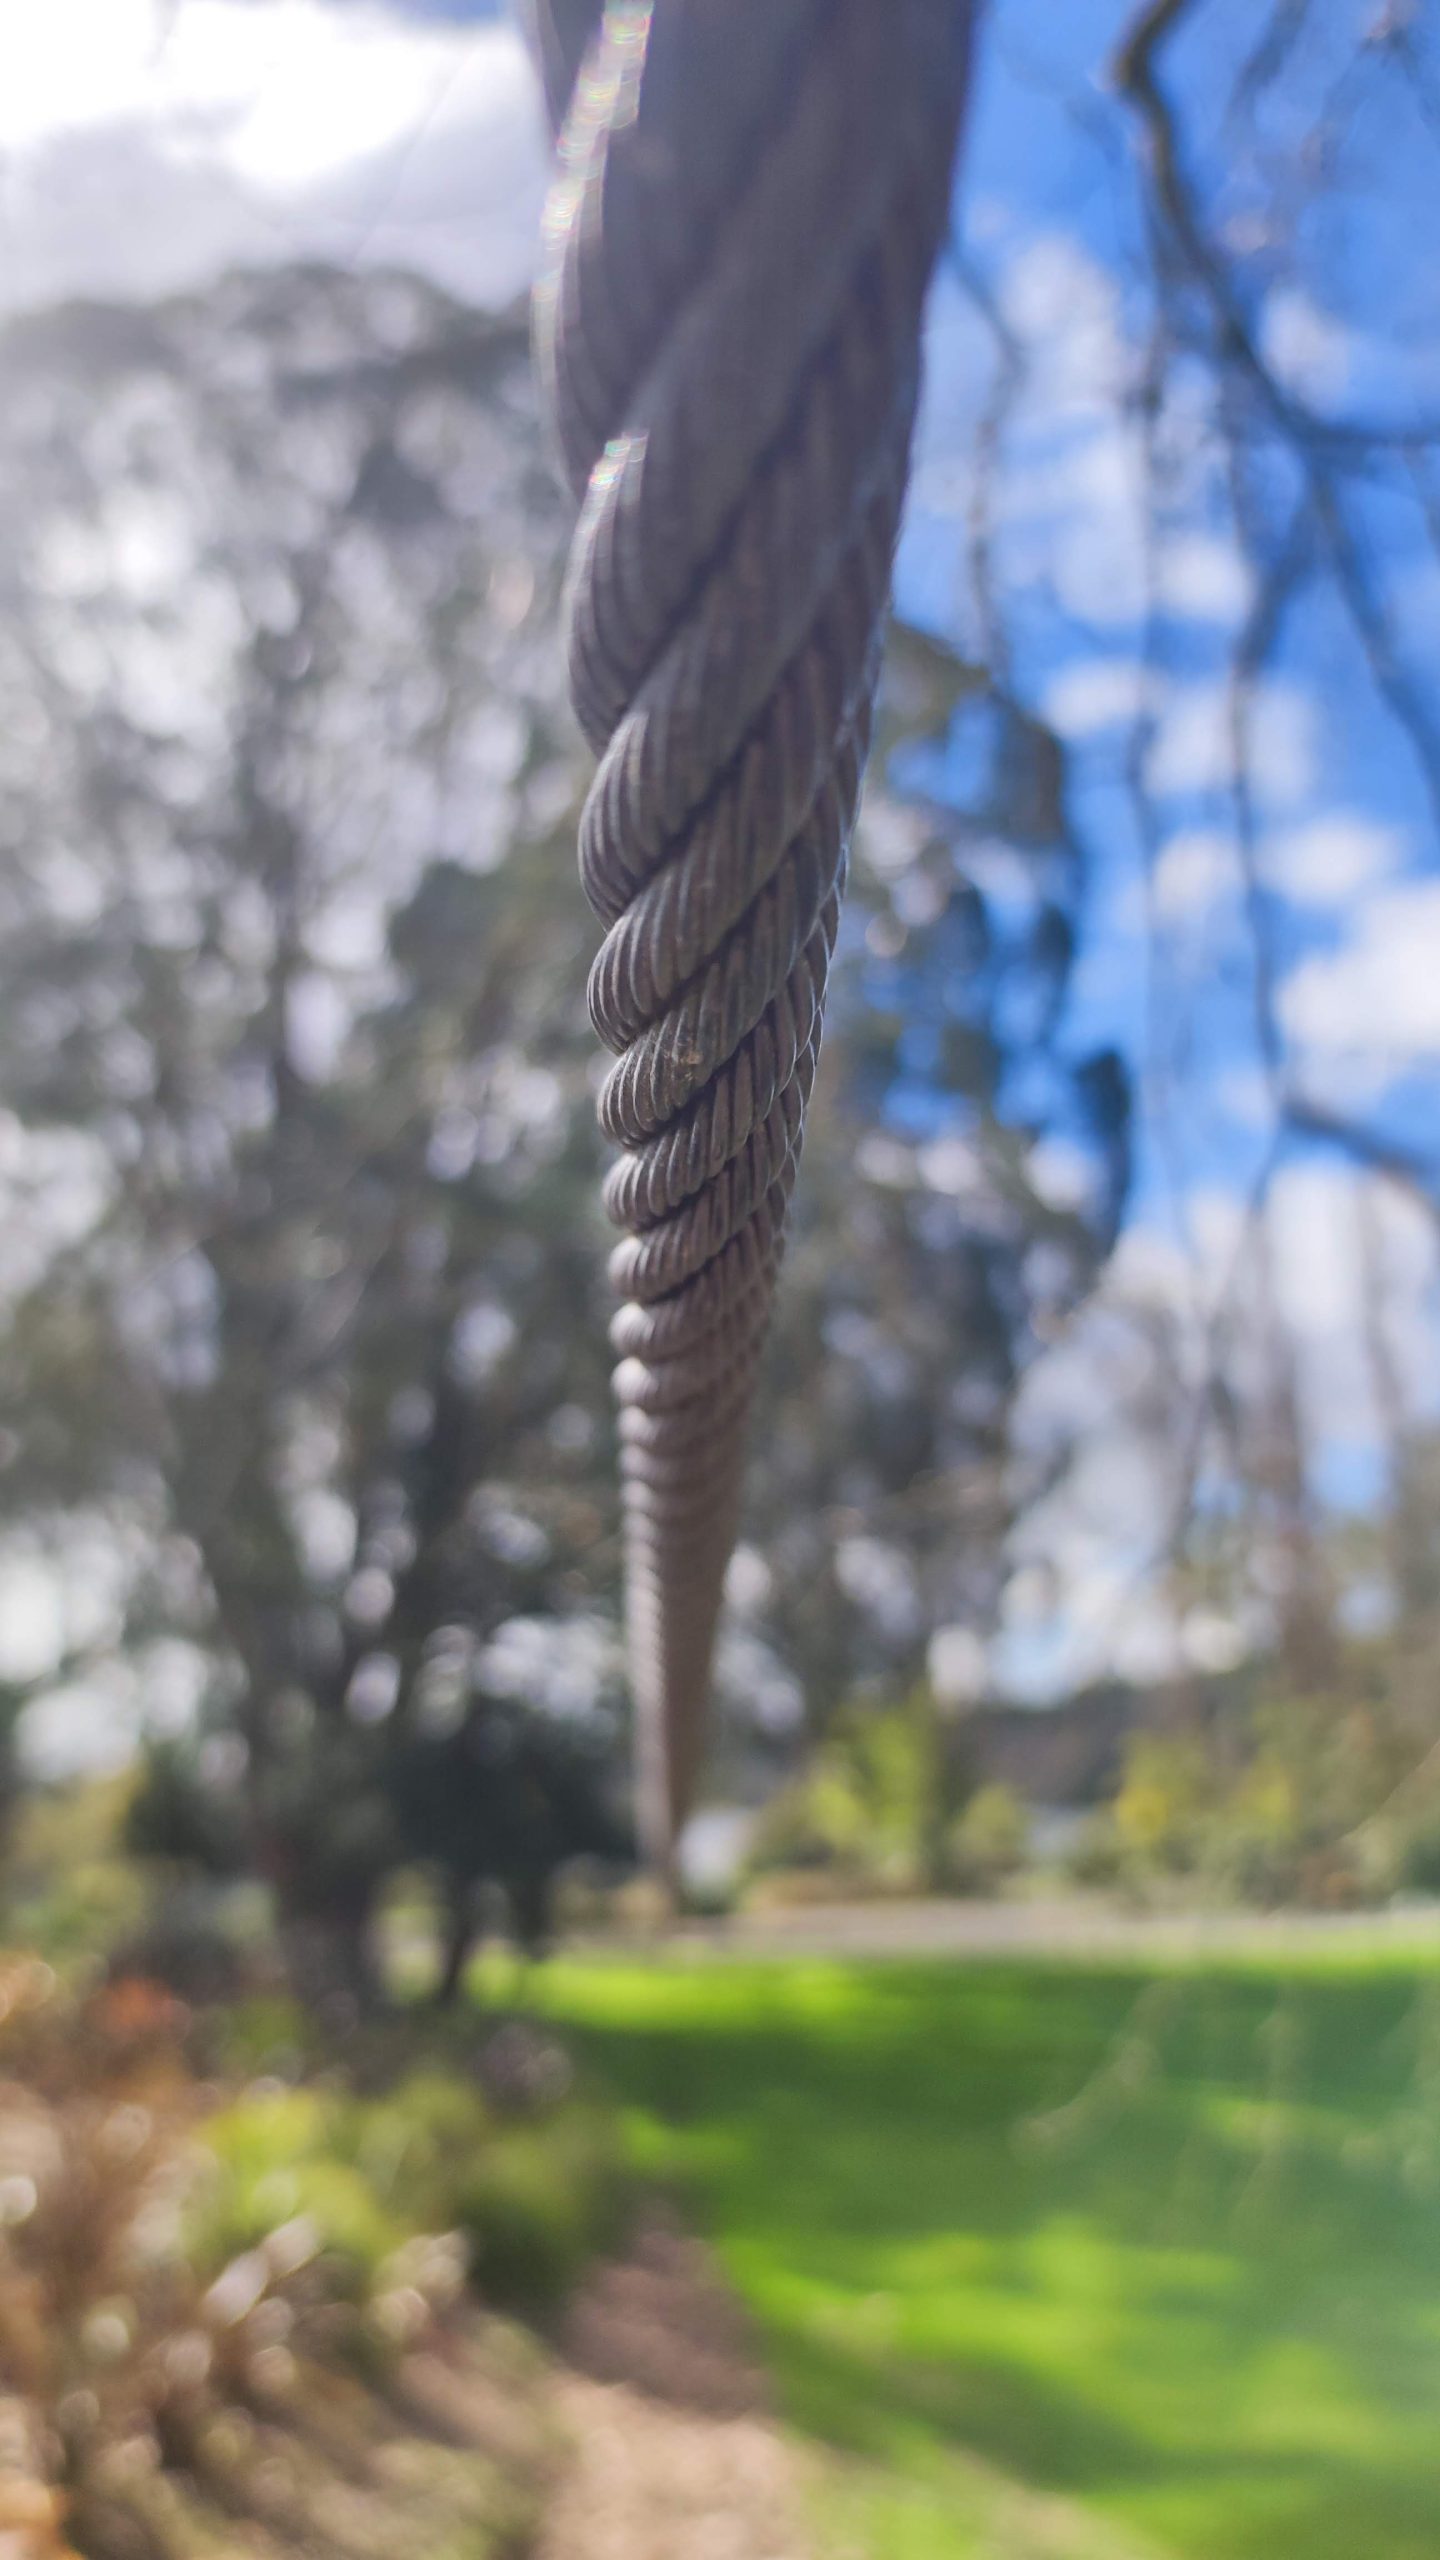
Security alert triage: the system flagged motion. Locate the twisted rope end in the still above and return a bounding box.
[532,0,974,1868]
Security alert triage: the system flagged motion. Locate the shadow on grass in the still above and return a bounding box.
[531,1953,1440,2560]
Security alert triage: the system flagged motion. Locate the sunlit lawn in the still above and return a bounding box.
[525,1948,1440,2560]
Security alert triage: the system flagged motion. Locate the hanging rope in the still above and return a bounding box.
[530,0,974,1869]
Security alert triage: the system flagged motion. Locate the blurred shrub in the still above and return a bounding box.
[196,2039,624,2319]
[0,1951,556,2554]
[749,1688,966,1895]
[1198,1750,1307,1904]
[949,1783,1029,1893]
[1393,1821,1440,1897]
[1064,1700,1403,1908]
[1064,1813,1130,1894]
[680,1878,741,1920]
[1112,1735,1214,1874]
[193,2086,404,2294]
[206,1990,312,2083]
[1354,1798,1440,1903]
[2,1775,149,1974]
[124,1739,247,1878]
[106,1903,252,2008]
[453,2102,624,2312]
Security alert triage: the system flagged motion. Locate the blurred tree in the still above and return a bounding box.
[0,262,1128,1980]
[0,273,614,1991]
[389,1701,633,1989]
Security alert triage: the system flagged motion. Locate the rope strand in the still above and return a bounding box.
[531,0,974,1868]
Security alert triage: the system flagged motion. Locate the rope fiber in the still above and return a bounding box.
[530,0,974,1868]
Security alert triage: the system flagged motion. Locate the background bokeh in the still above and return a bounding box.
[2,12,1440,2560]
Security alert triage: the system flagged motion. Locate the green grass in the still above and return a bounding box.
[524,1949,1440,2560]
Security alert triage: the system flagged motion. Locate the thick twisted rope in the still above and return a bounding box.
[530,0,973,1867]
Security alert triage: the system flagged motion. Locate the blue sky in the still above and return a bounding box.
[900,0,1440,1676]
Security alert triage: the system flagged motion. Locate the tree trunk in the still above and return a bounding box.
[277,1887,382,2021]
[434,1878,481,2007]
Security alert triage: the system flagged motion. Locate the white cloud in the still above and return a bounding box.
[995,1458,1185,1701]
[1260,287,1354,404]
[997,234,1130,407]
[1155,533,1252,624]
[1044,657,1154,738]
[993,1150,1440,1701]
[1264,1162,1440,1437]
[1132,1164,1440,1443]
[987,236,1150,631]
[1044,431,1149,629]
[1144,679,1315,804]
[0,0,545,318]
[1263,814,1404,906]
[1183,1181,1253,1271]
[1265,1163,1366,1344]
[1027,1139,1093,1212]
[1279,878,1440,1064]
[1150,828,1236,922]
[1102,1222,1195,1314]
[1215,1064,1274,1129]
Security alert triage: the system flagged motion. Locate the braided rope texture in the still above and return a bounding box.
[531,0,973,1862]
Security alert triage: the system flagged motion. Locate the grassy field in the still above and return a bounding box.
[528,1948,1440,2560]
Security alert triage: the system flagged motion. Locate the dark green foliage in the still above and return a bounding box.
[449,2100,625,2311]
[390,1702,635,1974]
[125,1739,248,1875]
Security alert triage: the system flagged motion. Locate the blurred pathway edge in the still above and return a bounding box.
[567,1893,1440,1965]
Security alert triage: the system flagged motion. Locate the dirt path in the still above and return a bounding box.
[536,2377,810,2560]
[535,2214,812,2560]
[533,2211,1185,2560]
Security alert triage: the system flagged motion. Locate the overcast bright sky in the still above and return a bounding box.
[0,0,545,315]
